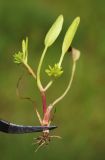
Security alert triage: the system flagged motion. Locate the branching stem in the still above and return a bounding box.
[44,80,53,91]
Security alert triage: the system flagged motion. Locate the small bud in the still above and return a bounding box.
[45,63,63,78]
[13,37,28,64]
[72,48,80,62]
[44,15,64,47]
[13,52,23,64]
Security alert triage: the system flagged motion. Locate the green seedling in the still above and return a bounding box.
[13,14,80,152]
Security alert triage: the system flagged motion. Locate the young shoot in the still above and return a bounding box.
[13,14,81,152]
[37,14,63,92]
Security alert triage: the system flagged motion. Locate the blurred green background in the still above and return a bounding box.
[0,0,105,159]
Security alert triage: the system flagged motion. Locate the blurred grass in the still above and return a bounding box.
[0,0,105,160]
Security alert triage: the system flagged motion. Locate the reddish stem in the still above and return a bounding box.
[42,105,52,125]
[41,91,47,115]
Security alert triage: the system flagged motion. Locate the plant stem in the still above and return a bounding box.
[51,62,76,107]
[44,80,53,91]
[23,62,36,79]
[37,46,48,91]
[58,52,64,68]
[41,91,47,115]
[36,46,48,115]
[34,106,42,125]
[24,62,45,122]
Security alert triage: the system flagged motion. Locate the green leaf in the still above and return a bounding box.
[22,37,28,63]
[44,14,64,47]
[22,40,26,54]
[58,17,80,67]
[62,17,80,54]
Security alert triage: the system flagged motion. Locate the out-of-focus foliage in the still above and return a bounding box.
[0,0,105,160]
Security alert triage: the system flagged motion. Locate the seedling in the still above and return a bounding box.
[13,14,80,152]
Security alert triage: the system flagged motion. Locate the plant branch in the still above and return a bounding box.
[37,46,48,91]
[23,62,36,79]
[44,80,53,91]
[51,61,76,107]
[34,106,42,125]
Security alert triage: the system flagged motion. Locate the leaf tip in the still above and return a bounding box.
[75,16,80,23]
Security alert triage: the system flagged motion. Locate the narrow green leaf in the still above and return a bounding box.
[22,40,26,54]
[25,37,28,63]
[44,14,64,47]
[62,17,80,54]
[22,37,28,63]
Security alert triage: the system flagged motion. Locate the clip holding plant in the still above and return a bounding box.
[13,14,80,152]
